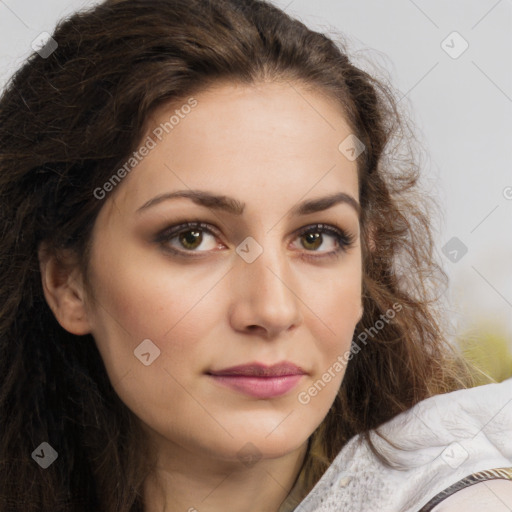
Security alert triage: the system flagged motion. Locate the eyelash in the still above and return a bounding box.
[154,221,356,261]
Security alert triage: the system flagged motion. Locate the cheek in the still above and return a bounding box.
[85,241,230,382]
[84,253,222,434]
[304,261,363,385]
[310,261,362,336]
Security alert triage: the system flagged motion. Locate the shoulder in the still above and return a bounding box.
[430,479,512,511]
[374,379,512,510]
[295,380,512,512]
[372,378,512,463]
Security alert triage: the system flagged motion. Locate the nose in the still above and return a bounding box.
[228,241,303,339]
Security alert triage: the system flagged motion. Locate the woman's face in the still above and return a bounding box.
[83,81,363,464]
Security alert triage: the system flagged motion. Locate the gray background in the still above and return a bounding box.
[1,0,511,343]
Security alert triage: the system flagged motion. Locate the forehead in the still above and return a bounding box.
[105,80,359,219]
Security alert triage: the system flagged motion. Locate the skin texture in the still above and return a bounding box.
[39,81,364,511]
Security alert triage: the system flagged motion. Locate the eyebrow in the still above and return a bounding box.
[136,190,360,217]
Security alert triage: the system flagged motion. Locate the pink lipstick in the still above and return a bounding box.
[207,362,306,399]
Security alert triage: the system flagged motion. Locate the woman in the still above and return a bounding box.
[0,0,510,510]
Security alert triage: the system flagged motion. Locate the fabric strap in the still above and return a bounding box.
[417,466,512,511]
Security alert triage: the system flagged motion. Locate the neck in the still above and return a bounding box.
[142,435,309,512]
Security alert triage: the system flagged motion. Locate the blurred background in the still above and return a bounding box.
[1,0,510,383]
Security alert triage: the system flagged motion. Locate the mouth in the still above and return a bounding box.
[206,362,306,399]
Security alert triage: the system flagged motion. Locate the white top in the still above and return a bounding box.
[294,378,512,511]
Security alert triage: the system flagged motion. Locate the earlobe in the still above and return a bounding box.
[38,245,92,336]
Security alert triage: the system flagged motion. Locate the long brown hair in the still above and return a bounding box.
[0,0,476,510]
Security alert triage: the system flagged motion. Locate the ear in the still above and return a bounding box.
[38,243,92,335]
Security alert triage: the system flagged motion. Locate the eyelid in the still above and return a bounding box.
[295,223,351,239]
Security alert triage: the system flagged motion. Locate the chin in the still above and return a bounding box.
[214,421,312,462]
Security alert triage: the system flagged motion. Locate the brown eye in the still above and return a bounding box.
[300,231,323,251]
[292,224,355,258]
[155,221,355,260]
[156,222,223,255]
[179,229,203,250]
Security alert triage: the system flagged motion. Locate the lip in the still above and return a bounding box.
[208,361,306,377]
[207,362,306,399]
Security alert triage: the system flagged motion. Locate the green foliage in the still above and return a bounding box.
[458,327,512,385]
